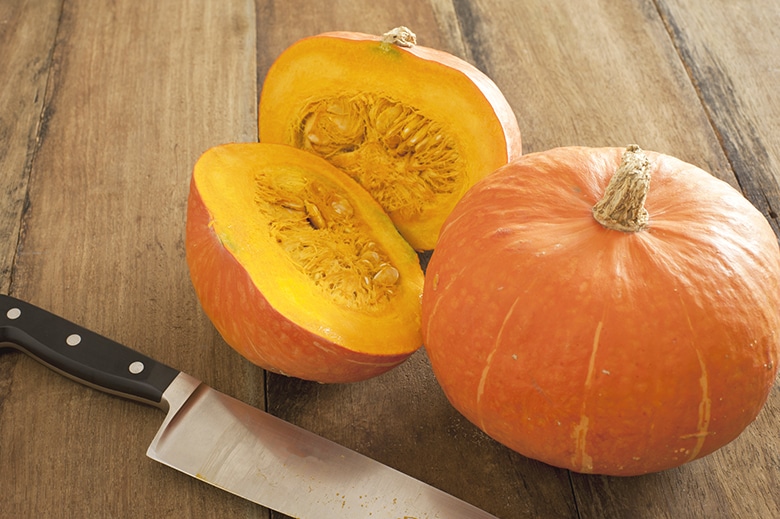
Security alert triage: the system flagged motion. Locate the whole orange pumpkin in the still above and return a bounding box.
[422,145,780,476]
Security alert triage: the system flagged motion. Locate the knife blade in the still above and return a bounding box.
[0,294,498,519]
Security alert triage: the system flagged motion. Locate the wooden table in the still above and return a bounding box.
[2,1,778,517]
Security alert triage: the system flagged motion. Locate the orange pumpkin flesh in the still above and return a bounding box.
[422,145,780,476]
[186,143,424,383]
[259,27,522,250]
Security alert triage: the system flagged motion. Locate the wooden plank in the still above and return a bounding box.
[0,0,261,516]
[0,0,62,506]
[0,0,61,293]
[454,0,735,182]
[655,0,780,233]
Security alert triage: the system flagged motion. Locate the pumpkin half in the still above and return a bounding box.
[422,145,780,476]
[258,27,522,250]
[186,143,424,383]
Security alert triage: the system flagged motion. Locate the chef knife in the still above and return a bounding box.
[0,294,497,519]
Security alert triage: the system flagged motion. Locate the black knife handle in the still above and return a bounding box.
[0,294,180,408]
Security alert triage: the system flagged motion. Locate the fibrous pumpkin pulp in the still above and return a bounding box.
[186,143,424,383]
[259,27,522,250]
[422,145,780,476]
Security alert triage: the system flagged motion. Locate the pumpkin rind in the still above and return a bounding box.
[422,146,780,475]
[186,143,424,383]
[258,30,522,250]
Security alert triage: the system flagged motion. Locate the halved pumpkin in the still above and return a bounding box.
[259,27,522,250]
[186,142,424,383]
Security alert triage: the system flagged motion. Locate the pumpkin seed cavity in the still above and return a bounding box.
[254,170,400,311]
[294,94,462,219]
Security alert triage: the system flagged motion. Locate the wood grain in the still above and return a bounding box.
[1,0,779,518]
[1,0,261,517]
[0,0,61,294]
[656,0,780,232]
[0,0,63,510]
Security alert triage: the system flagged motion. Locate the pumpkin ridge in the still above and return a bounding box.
[571,416,593,473]
[571,319,605,473]
[675,290,714,462]
[688,347,713,462]
[476,295,522,432]
[423,264,468,341]
[476,348,499,433]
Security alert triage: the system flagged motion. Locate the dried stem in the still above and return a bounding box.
[592,144,651,232]
[381,27,417,48]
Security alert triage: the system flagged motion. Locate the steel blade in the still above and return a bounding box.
[148,373,498,519]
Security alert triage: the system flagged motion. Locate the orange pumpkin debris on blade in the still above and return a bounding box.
[186,143,424,383]
[422,145,780,476]
[259,27,522,250]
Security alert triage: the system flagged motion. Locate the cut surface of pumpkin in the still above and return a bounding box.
[186,143,424,382]
[259,29,522,250]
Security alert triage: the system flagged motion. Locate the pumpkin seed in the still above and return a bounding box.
[304,201,326,229]
[373,265,400,286]
[330,195,353,217]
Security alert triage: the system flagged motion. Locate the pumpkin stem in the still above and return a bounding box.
[592,144,651,232]
[381,26,417,48]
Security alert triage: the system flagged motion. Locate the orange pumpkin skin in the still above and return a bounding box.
[422,146,780,476]
[186,144,423,383]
